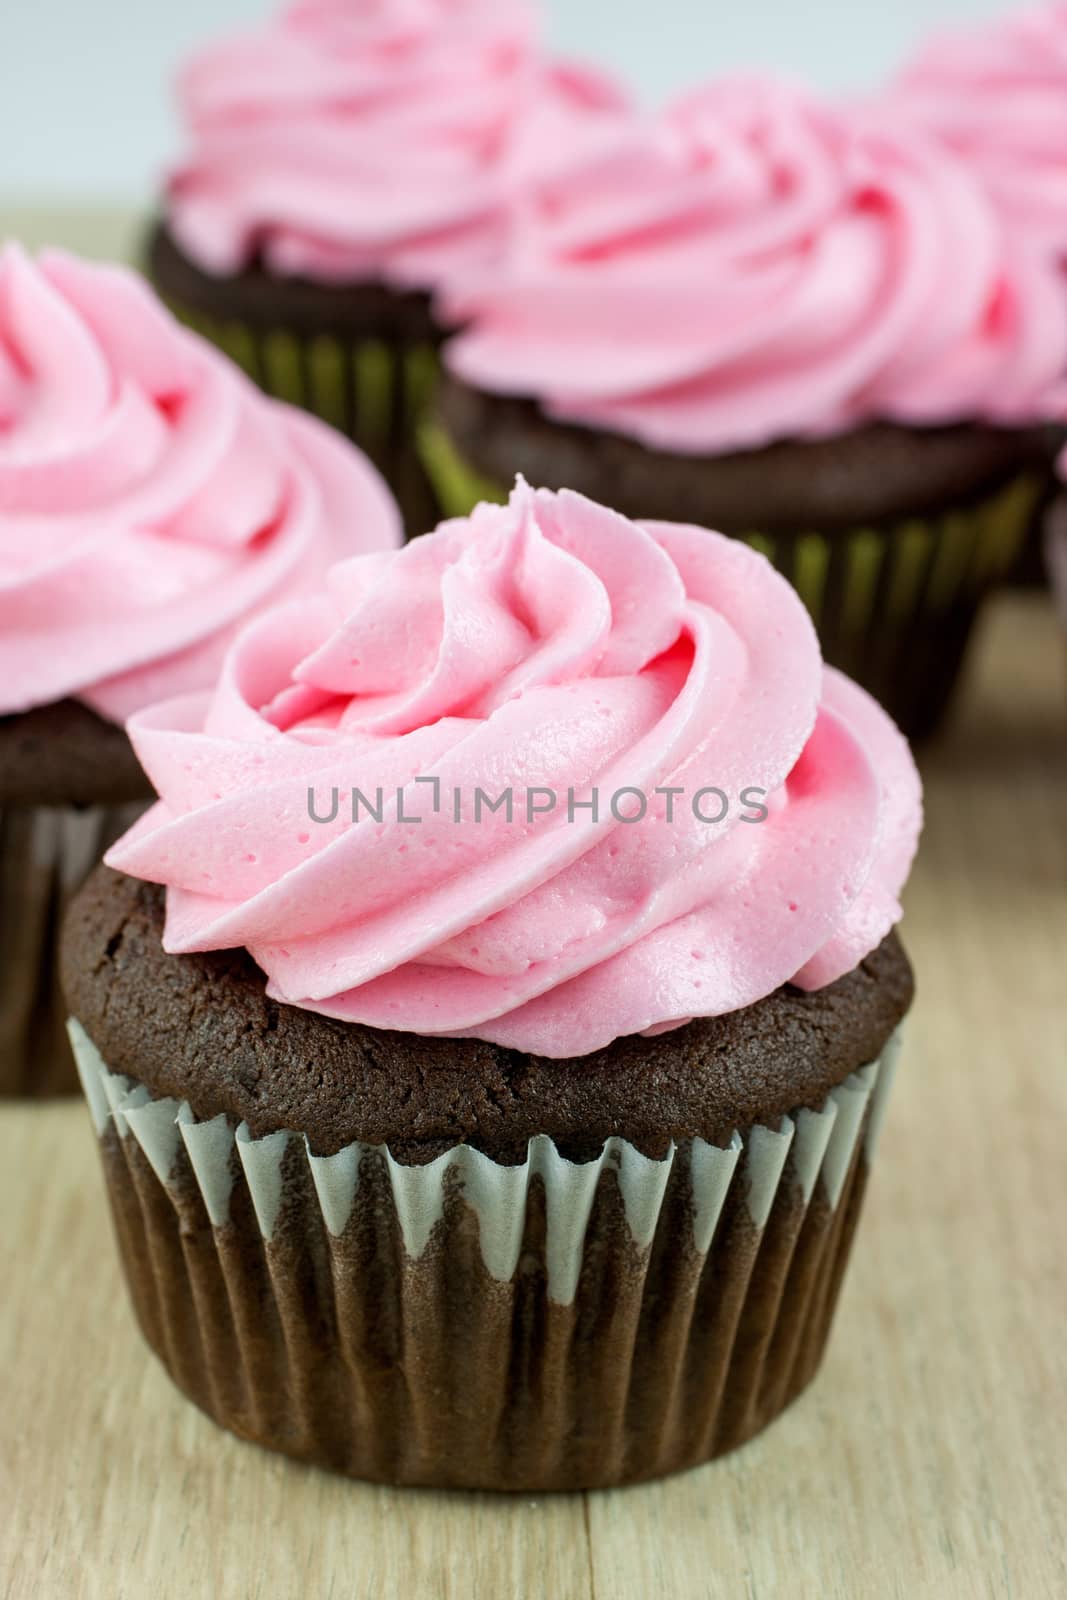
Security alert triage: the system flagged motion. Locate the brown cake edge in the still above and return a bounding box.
[0,700,155,809]
[437,371,1055,534]
[62,865,913,1162]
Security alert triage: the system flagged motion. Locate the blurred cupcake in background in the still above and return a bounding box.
[0,245,401,1097]
[427,78,1066,739]
[892,4,1067,266]
[147,0,630,536]
[890,3,1067,583]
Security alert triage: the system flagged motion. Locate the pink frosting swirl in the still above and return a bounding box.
[108,480,922,1058]
[165,0,630,291]
[444,76,1067,455]
[892,4,1067,262]
[0,245,402,722]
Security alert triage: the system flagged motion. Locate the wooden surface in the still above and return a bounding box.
[0,593,1063,1600]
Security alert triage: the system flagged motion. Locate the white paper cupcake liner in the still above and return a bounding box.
[70,1017,902,1489]
[71,1021,900,1298]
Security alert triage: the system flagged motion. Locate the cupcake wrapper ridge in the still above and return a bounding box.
[0,803,143,1098]
[71,1017,902,1490]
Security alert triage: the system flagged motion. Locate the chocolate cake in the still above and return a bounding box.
[0,701,154,810]
[438,374,1049,535]
[64,866,912,1163]
[148,222,440,350]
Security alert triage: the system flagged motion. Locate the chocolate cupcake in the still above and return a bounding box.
[0,244,401,1096]
[65,481,922,1488]
[427,79,1065,738]
[889,3,1067,584]
[147,0,629,537]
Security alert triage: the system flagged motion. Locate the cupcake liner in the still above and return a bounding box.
[71,1017,902,1491]
[168,300,441,540]
[420,420,1040,740]
[1046,496,1067,637]
[0,803,143,1098]
[1006,473,1058,588]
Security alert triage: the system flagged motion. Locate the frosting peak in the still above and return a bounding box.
[0,245,401,722]
[108,481,922,1058]
[444,76,1067,454]
[166,0,630,291]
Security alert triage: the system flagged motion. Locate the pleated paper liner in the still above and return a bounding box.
[165,298,442,540]
[1046,497,1067,638]
[0,804,143,1098]
[71,1017,902,1491]
[420,419,1040,741]
[1006,468,1060,588]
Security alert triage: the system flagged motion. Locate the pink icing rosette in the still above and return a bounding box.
[165,0,630,291]
[444,76,1067,456]
[108,480,922,1059]
[892,4,1067,263]
[0,246,402,724]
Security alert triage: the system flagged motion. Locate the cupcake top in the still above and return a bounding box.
[0,245,401,725]
[892,4,1067,263]
[164,0,630,293]
[443,76,1067,456]
[108,479,921,1059]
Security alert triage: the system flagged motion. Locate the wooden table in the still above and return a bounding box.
[1,593,1063,1600]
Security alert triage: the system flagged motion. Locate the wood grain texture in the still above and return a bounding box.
[0,574,1064,1587]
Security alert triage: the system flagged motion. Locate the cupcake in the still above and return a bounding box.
[428,78,1066,739]
[890,4,1067,583]
[891,3,1067,264]
[147,0,630,537]
[0,244,401,1097]
[64,481,921,1490]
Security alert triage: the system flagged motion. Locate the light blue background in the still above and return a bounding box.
[2,0,1011,202]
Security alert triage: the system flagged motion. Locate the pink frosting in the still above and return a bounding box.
[444,76,1067,455]
[165,0,630,292]
[0,246,401,723]
[107,480,922,1058]
[892,4,1067,262]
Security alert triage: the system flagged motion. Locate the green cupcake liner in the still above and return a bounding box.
[169,303,443,539]
[419,414,511,519]
[419,419,1040,740]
